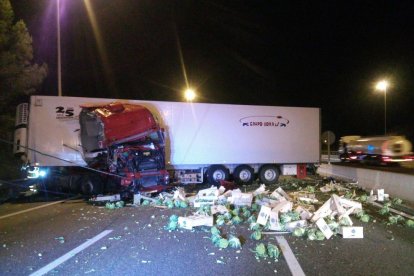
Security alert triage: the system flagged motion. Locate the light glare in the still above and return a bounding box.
[185,89,196,101]
[376,80,388,91]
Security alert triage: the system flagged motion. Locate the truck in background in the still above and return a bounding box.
[338,135,414,165]
[14,95,320,198]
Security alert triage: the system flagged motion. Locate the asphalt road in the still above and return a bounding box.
[1,190,414,276]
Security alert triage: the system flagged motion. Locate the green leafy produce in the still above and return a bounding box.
[179,201,188,208]
[315,230,325,240]
[280,213,292,224]
[211,226,221,236]
[405,219,414,228]
[392,198,403,205]
[255,194,264,201]
[250,230,262,240]
[232,208,240,216]
[115,201,125,208]
[360,214,370,223]
[224,212,233,220]
[217,238,229,249]
[379,205,390,215]
[142,200,150,206]
[165,220,178,231]
[242,209,252,218]
[252,243,267,258]
[355,210,365,218]
[211,234,221,245]
[306,229,317,240]
[339,217,352,226]
[267,243,280,260]
[231,216,242,225]
[359,194,368,202]
[169,214,179,222]
[326,219,340,233]
[345,191,353,199]
[247,215,257,224]
[305,185,315,193]
[263,221,271,231]
[105,202,116,209]
[251,203,259,212]
[216,216,225,226]
[388,215,404,225]
[292,227,306,237]
[174,200,182,208]
[197,205,211,216]
[167,201,174,209]
[154,199,163,206]
[249,222,261,231]
[228,235,242,249]
[286,211,300,221]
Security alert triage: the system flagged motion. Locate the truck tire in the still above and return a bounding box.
[259,165,279,185]
[206,165,229,186]
[233,165,254,185]
[80,175,103,195]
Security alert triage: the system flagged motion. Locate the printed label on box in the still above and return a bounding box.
[257,206,272,225]
[316,218,334,239]
[340,226,364,238]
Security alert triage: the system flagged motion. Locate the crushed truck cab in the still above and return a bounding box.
[79,102,169,193]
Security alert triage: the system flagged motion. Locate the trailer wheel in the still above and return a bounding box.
[233,165,254,185]
[206,165,229,186]
[259,165,279,185]
[80,175,103,195]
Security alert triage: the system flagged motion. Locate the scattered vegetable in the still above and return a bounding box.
[252,243,267,258]
[388,215,404,225]
[228,235,242,249]
[217,238,229,249]
[267,243,280,260]
[250,230,262,241]
[406,219,414,228]
[292,227,306,237]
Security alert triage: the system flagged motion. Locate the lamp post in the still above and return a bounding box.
[375,80,388,135]
[57,0,62,96]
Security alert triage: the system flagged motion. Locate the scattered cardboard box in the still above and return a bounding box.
[285,220,308,232]
[178,214,214,230]
[257,206,272,225]
[340,226,363,238]
[269,211,282,230]
[377,189,385,201]
[316,218,334,239]
[272,201,293,213]
[211,205,228,215]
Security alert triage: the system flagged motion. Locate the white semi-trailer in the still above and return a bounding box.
[14,95,320,196]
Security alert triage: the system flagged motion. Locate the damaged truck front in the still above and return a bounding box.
[79,102,169,196]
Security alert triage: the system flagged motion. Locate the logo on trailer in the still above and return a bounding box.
[55,106,77,120]
[239,116,290,127]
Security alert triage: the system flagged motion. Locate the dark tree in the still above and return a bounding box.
[0,0,47,180]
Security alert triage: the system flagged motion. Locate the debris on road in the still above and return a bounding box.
[87,176,414,266]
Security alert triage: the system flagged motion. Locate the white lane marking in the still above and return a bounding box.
[0,197,79,220]
[30,229,113,276]
[275,236,306,276]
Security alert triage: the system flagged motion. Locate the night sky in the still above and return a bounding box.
[10,1,414,143]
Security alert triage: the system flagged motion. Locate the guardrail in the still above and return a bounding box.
[317,163,414,205]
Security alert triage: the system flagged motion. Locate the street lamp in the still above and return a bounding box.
[184,88,196,102]
[57,0,62,96]
[375,80,388,135]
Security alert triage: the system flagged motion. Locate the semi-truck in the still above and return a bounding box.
[338,135,413,165]
[14,95,320,198]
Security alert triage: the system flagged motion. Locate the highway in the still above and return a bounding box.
[1,178,414,276]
